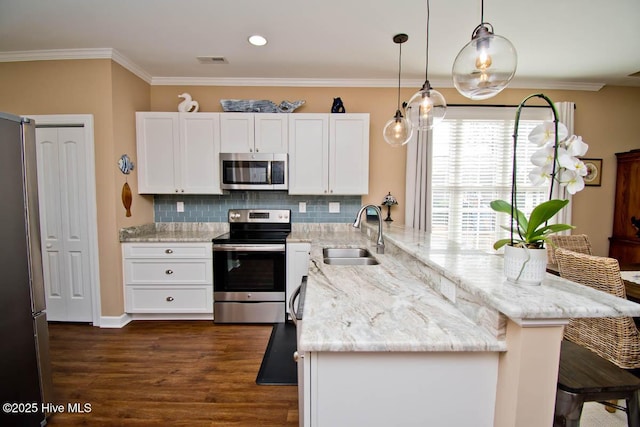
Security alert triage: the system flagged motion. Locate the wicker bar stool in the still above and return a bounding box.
[547,234,593,265]
[554,248,640,426]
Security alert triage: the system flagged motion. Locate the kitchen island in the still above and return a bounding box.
[288,222,640,427]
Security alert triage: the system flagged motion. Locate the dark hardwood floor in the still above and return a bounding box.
[46,321,298,426]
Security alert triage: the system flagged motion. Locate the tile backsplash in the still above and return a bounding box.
[154,192,363,223]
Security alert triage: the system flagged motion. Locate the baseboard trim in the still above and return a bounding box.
[99,314,132,328]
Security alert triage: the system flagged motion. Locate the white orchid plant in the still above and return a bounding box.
[490,93,588,250]
[528,121,589,195]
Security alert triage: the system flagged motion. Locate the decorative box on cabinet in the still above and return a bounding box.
[609,150,640,264]
[288,113,369,195]
[135,112,222,194]
[122,242,213,317]
[219,113,288,153]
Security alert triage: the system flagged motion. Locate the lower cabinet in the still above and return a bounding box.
[302,351,498,427]
[122,242,213,316]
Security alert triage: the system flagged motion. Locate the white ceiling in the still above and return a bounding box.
[1,0,639,89]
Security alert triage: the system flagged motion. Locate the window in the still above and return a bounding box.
[430,106,552,251]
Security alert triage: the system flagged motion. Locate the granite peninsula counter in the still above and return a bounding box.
[287,221,640,427]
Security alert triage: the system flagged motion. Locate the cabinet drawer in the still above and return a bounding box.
[123,242,211,259]
[124,259,212,285]
[126,286,213,313]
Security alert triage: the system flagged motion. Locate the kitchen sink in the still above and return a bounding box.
[323,257,379,265]
[323,248,373,258]
[322,247,379,265]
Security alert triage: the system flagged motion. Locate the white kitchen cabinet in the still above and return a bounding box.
[136,112,221,194]
[288,114,369,195]
[286,242,311,317]
[219,113,288,153]
[302,351,497,427]
[122,242,213,316]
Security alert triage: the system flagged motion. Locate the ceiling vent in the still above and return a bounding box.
[196,56,228,64]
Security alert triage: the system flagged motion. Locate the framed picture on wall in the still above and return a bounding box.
[581,158,602,186]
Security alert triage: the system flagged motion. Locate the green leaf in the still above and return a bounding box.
[526,199,570,239]
[493,238,514,250]
[490,200,528,231]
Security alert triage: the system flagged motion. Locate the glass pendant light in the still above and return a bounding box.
[452,0,517,100]
[383,33,413,147]
[406,0,446,132]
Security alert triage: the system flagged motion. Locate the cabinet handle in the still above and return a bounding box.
[165,269,173,275]
[165,249,173,254]
[166,296,174,302]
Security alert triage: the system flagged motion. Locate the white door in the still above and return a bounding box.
[36,127,93,321]
[219,113,253,153]
[330,114,369,195]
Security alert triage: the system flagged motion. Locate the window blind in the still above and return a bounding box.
[431,106,552,251]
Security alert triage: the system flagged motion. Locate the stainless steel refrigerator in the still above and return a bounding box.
[0,112,53,426]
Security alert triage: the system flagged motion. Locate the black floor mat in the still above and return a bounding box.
[256,322,298,385]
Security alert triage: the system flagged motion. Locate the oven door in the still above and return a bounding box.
[212,243,286,298]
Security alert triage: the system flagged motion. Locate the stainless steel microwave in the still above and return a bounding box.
[220,153,288,190]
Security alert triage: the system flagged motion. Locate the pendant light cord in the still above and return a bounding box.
[396,40,402,111]
[424,0,430,82]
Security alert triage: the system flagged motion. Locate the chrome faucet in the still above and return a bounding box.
[353,205,385,254]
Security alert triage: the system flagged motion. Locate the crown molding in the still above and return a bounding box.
[0,49,605,91]
[0,48,152,83]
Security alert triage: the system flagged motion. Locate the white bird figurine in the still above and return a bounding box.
[177,93,199,113]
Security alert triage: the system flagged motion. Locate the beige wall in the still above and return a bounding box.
[152,85,640,257]
[0,59,152,317]
[0,58,638,318]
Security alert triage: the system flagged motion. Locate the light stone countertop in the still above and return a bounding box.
[119,221,640,354]
[119,222,228,242]
[291,225,506,353]
[373,222,640,323]
[291,222,640,353]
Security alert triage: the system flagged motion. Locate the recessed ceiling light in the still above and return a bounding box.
[248,35,267,46]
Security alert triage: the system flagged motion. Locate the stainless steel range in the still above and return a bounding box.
[212,209,291,323]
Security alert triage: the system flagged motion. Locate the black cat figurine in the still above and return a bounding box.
[331,97,346,113]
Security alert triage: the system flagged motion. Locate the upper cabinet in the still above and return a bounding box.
[136,112,222,194]
[220,113,288,154]
[288,113,369,195]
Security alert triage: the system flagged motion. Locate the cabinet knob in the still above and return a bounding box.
[46,243,53,248]
[256,148,259,152]
[175,189,179,193]
[166,296,174,302]
[181,189,184,193]
[249,148,253,152]
[165,269,173,275]
[165,249,173,254]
